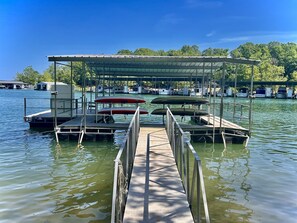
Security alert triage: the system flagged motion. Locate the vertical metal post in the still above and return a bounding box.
[102,72,105,97]
[126,134,130,176]
[178,131,182,175]
[232,65,237,119]
[196,160,201,223]
[171,119,174,147]
[202,63,205,97]
[132,122,135,152]
[182,134,187,196]
[84,94,87,132]
[111,160,119,223]
[54,61,58,130]
[249,65,254,134]
[24,97,27,119]
[190,159,197,216]
[109,73,111,96]
[212,81,216,143]
[70,61,73,118]
[219,62,226,133]
[186,142,190,200]
[207,68,211,122]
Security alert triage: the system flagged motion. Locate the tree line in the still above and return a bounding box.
[16,41,297,86]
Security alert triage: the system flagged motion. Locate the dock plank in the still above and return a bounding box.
[123,127,193,223]
[200,115,248,131]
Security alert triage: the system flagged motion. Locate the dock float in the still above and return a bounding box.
[123,127,193,222]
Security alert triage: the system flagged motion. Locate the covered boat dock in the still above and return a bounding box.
[44,55,260,143]
[24,55,261,222]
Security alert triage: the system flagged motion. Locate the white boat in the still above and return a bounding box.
[236,87,249,98]
[35,82,67,91]
[287,88,293,98]
[177,87,190,96]
[123,86,130,94]
[113,86,124,94]
[158,87,172,95]
[97,85,121,94]
[265,87,273,98]
[226,87,233,97]
[216,88,227,97]
[190,87,208,96]
[276,87,287,99]
[129,86,139,94]
[254,87,266,98]
[97,85,109,93]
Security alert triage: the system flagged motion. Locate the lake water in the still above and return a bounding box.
[0,89,296,222]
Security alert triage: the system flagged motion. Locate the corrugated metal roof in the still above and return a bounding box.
[48,54,260,78]
[0,80,26,84]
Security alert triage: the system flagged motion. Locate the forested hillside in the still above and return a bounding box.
[15,42,297,86]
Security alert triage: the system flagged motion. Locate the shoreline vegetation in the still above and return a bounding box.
[15,41,297,88]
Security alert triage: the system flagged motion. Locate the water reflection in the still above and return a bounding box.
[0,129,118,223]
[40,140,118,223]
[193,143,253,222]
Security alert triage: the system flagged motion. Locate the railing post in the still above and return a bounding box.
[190,159,197,208]
[197,160,201,223]
[172,121,176,156]
[198,159,210,223]
[178,130,183,176]
[126,136,130,180]
[111,160,119,223]
[24,97,27,120]
[181,134,187,197]
[186,142,190,201]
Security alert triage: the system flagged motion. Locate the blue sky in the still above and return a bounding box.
[1,0,297,80]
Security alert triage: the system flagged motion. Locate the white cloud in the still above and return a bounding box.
[220,32,297,43]
[199,31,297,49]
[220,36,250,43]
[206,30,216,37]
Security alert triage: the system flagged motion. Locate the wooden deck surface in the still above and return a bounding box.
[123,127,193,223]
[200,115,248,131]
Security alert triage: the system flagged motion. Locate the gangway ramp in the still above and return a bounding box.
[123,127,193,222]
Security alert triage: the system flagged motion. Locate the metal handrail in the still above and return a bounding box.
[111,107,140,223]
[166,107,210,223]
[23,97,79,120]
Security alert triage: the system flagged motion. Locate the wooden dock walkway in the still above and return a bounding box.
[200,115,248,131]
[123,127,193,223]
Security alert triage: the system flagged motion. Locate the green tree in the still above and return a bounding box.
[180,45,201,56]
[15,66,40,85]
[39,71,53,82]
[156,50,167,56]
[291,70,297,81]
[117,49,133,55]
[202,48,229,56]
[230,42,257,59]
[230,42,287,81]
[166,49,182,56]
[255,61,286,81]
[268,41,285,64]
[134,48,157,56]
[282,43,297,79]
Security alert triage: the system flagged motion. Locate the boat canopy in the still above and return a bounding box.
[48,55,260,80]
